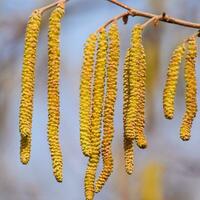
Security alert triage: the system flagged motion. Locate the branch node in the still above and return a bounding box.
[162,12,166,19]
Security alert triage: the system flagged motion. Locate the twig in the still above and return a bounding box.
[97,11,130,32]
[141,15,162,29]
[107,0,200,29]
[39,0,68,14]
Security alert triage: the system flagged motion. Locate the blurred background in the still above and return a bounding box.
[1,0,200,199]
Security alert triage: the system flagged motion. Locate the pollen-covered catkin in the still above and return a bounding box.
[125,24,143,140]
[123,49,134,175]
[47,3,65,182]
[80,33,97,157]
[84,29,107,200]
[95,22,120,193]
[19,9,41,164]
[163,43,186,119]
[180,36,198,141]
[135,34,148,149]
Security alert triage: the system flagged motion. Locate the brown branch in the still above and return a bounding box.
[97,11,130,32]
[107,0,200,29]
[39,0,69,14]
[141,15,162,29]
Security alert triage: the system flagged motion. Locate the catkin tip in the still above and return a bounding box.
[20,135,31,165]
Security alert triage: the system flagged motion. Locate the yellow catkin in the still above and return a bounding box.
[135,33,148,149]
[125,24,147,148]
[125,24,143,141]
[84,29,107,200]
[123,49,134,175]
[95,22,120,193]
[19,9,42,164]
[180,36,198,141]
[80,33,97,157]
[141,163,164,200]
[163,44,186,119]
[47,3,65,183]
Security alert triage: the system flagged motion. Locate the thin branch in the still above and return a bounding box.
[97,11,130,32]
[141,15,162,29]
[39,0,69,14]
[107,0,200,29]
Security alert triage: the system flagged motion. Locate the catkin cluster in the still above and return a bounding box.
[123,24,147,175]
[20,5,200,199]
[80,23,120,200]
[19,3,65,182]
[163,35,198,141]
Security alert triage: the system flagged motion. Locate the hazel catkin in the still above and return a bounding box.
[125,24,147,148]
[47,3,65,183]
[19,10,42,164]
[123,49,134,175]
[125,24,143,141]
[180,36,198,141]
[80,33,97,157]
[135,33,148,149]
[95,22,120,193]
[163,43,186,119]
[84,28,107,200]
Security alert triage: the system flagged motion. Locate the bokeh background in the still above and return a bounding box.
[1,0,200,199]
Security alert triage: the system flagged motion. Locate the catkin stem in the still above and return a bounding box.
[95,22,120,193]
[141,16,161,29]
[19,9,42,164]
[40,0,68,14]
[47,4,65,183]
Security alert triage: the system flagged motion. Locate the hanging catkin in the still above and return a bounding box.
[19,9,42,164]
[125,24,147,148]
[180,36,198,141]
[84,28,107,200]
[80,33,97,157]
[135,33,147,149]
[95,22,120,193]
[123,49,134,175]
[47,3,65,182]
[163,44,186,119]
[125,24,143,141]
